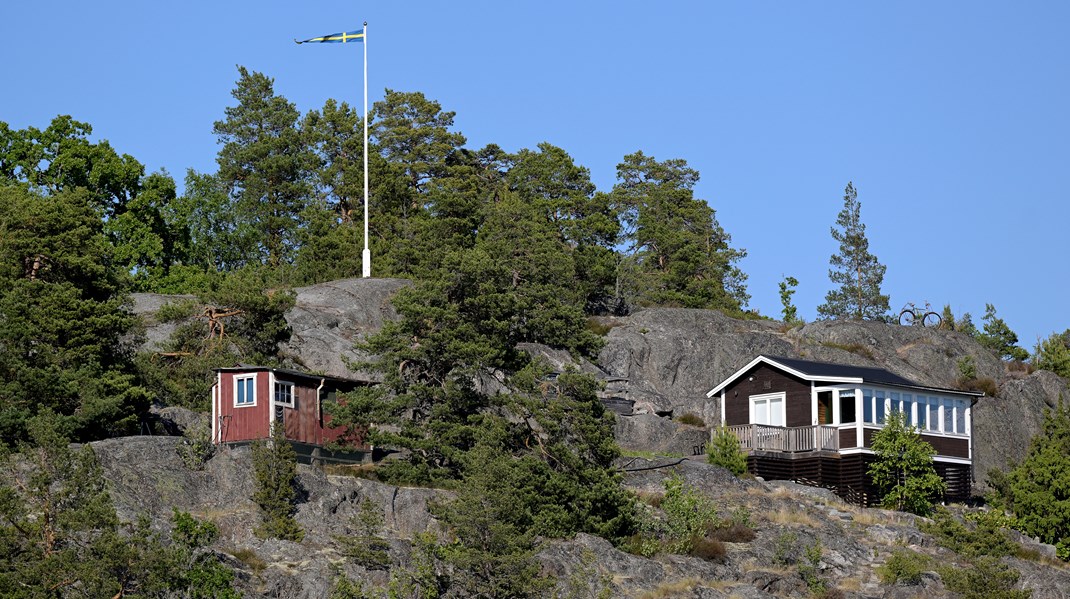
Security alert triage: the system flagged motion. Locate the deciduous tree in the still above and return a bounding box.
[868,412,945,515]
[779,276,801,325]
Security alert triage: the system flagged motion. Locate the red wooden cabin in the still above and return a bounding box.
[210,365,373,462]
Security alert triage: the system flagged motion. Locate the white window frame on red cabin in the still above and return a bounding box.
[234,374,257,408]
[274,380,295,407]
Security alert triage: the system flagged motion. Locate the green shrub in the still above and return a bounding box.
[920,508,1016,559]
[328,575,370,599]
[937,557,1031,599]
[661,474,719,553]
[868,412,945,516]
[772,530,798,566]
[988,401,1070,559]
[675,413,706,427]
[798,540,827,594]
[706,426,748,476]
[957,355,977,381]
[620,532,660,558]
[877,548,928,585]
[177,422,215,471]
[337,499,391,570]
[729,505,752,528]
[1057,540,1070,561]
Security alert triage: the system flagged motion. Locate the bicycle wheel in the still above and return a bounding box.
[922,312,941,328]
[899,310,915,326]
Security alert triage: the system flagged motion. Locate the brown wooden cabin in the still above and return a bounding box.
[706,355,983,504]
[210,365,377,464]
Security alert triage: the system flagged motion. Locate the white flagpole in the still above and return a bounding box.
[361,21,371,278]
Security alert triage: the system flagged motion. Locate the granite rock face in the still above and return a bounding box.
[132,277,409,380]
[89,435,1070,598]
[278,278,410,380]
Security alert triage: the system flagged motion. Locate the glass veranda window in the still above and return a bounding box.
[839,390,856,424]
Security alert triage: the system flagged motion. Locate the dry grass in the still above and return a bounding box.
[637,578,703,599]
[767,505,821,527]
[744,485,772,499]
[770,485,796,499]
[228,547,267,575]
[820,341,875,360]
[709,522,757,543]
[633,489,665,508]
[835,576,863,592]
[675,413,707,427]
[847,508,884,527]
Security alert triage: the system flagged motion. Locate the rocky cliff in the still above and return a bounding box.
[118,279,1070,596]
[93,437,1070,598]
[134,278,1070,492]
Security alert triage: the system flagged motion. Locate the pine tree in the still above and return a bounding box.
[610,151,748,313]
[941,304,956,331]
[990,400,1070,559]
[1034,330,1070,379]
[0,185,150,441]
[817,182,890,320]
[707,426,749,475]
[250,422,304,541]
[213,67,315,268]
[978,304,1029,362]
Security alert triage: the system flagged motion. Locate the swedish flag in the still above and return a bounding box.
[294,30,364,44]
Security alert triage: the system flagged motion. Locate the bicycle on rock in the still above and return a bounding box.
[899,302,941,327]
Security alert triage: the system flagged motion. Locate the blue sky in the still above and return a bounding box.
[3,2,1067,348]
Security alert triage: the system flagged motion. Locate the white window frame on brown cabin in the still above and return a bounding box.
[749,392,786,427]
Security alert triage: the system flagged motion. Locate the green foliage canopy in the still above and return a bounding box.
[610,151,749,314]
[0,185,149,441]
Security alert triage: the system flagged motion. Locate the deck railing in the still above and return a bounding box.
[726,424,840,453]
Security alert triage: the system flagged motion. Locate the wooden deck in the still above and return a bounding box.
[724,424,972,504]
[727,424,839,453]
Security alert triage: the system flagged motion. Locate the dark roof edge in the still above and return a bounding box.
[761,355,984,398]
[213,365,374,385]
